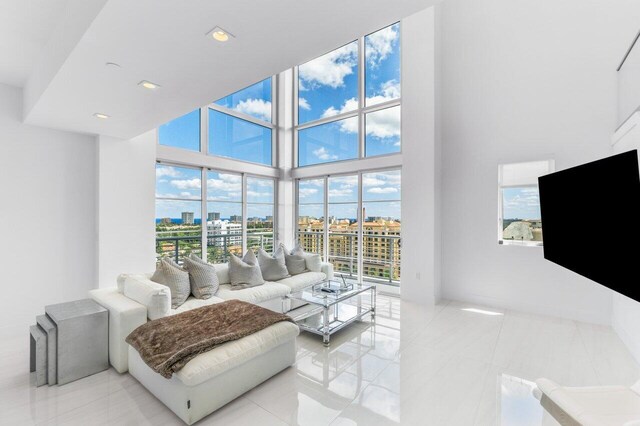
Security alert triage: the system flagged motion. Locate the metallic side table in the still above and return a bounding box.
[45,299,108,385]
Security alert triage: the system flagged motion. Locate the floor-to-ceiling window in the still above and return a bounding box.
[155,77,278,263]
[155,164,203,263]
[293,22,402,287]
[296,169,402,286]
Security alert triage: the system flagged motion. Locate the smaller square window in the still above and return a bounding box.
[498,160,554,246]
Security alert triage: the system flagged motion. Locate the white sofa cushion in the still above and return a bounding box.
[123,275,171,320]
[171,296,225,315]
[277,271,326,292]
[213,263,230,285]
[257,248,290,281]
[175,321,299,386]
[216,282,290,304]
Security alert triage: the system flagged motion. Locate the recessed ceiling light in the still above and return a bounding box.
[139,80,160,90]
[206,26,234,42]
[93,113,110,119]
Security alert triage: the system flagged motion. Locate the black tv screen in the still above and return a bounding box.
[538,150,640,301]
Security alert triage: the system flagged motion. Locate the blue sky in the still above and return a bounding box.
[298,171,401,221]
[502,187,541,220]
[298,23,401,166]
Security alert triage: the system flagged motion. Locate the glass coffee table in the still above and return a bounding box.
[286,279,376,346]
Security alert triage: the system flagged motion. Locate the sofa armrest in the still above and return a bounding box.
[321,262,334,280]
[90,288,147,373]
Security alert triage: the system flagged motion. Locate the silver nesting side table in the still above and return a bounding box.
[31,299,109,386]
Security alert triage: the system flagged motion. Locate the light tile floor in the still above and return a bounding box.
[1,295,639,425]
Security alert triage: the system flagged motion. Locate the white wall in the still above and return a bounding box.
[0,83,97,326]
[401,7,441,305]
[439,0,640,324]
[97,132,156,288]
[611,115,640,362]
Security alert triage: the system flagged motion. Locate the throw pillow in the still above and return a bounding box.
[257,247,290,281]
[151,257,190,309]
[183,254,219,299]
[291,244,322,272]
[281,244,307,275]
[228,250,265,289]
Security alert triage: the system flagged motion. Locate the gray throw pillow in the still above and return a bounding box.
[291,244,322,272]
[257,247,290,281]
[281,244,307,275]
[228,250,265,289]
[183,254,219,299]
[151,257,190,309]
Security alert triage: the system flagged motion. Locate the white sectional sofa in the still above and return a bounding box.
[89,260,333,424]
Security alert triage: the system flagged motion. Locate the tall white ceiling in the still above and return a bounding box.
[7,0,436,139]
[0,0,69,87]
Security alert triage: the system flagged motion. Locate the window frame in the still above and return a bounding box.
[293,23,402,168]
[155,161,278,262]
[295,166,402,286]
[497,159,554,247]
[157,77,278,168]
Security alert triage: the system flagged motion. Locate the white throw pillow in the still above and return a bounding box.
[183,254,219,299]
[228,250,265,289]
[280,243,307,275]
[291,244,322,272]
[123,276,171,320]
[151,257,191,309]
[257,247,290,281]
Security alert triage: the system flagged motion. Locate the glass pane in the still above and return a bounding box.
[328,203,358,277]
[501,187,543,242]
[298,204,325,256]
[328,175,358,203]
[298,179,324,204]
[209,109,272,165]
[155,200,202,263]
[214,78,272,123]
[206,171,242,202]
[365,23,401,107]
[362,170,401,201]
[365,106,401,157]
[156,164,201,200]
[298,41,358,124]
[298,117,358,166]
[247,177,274,203]
[362,203,401,282]
[158,110,200,151]
[206,201,243,263]
[247,204,274,253]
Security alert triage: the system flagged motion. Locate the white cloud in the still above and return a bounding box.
[207,174,242,194]
[366,106,401,139]
[156,166,181,178]
[323,86,400,140]
[170,179,201,190]
[247,190,272,198]
[322,97,359,121]
[366,80,400,105]
[313,147,338,161]
[233,98,272,122]
[366,24,399,67]
[299,42,357,89]
[367,187,398,194]
[299,97,311,111]
[329,188,353,197]
[299,188,318,198]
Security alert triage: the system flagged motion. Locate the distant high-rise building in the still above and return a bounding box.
[181,212,195,225]
[208,212,220,221]
[229,215,242,223]
[265,215,273,222]
[160,217,172,225]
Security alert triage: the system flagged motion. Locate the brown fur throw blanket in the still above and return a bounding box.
[125,300,295,378]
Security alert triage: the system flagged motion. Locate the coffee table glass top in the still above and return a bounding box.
[287,279,374,308]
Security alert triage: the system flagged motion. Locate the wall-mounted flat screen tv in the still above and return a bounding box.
[538,150,640,301]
